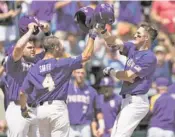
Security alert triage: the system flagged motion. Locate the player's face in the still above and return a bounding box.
[23,41,36,59]
[157,86,168,94]
[73,68,86,84]
[100,86,113,100]
[134,27,148,47]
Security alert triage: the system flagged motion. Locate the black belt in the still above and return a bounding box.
[39,100,53,106]
[28,103,37,108]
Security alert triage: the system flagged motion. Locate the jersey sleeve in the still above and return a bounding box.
[121,42,135,57]
[6,55,21,73]
[21,73,34,94]
[57,55,83,70]
[130,55,157,78]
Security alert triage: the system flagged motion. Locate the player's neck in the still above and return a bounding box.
[43,53,55,60]
[137,42,150,51]
[74,81,85,88]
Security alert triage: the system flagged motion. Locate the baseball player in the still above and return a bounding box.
[19,27,98,137]
[5,15,50,137]
[147,83,175,137]
[67,68,104,137]
[149,77,169,112]
[97,22,158,137]
[98,77,122,137]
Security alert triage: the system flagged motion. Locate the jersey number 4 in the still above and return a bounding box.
[42,74,55,92]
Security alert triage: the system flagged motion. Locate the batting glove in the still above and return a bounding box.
[103,67,114,76]
[21,106,31,118]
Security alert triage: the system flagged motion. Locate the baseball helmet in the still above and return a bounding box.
[99,76,115,87]
[94,3,115,25]
[74,6,94,33]
[18,15,40,35]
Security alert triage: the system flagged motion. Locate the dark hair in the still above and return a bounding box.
[140,22,158,42]
[43,36,61,53]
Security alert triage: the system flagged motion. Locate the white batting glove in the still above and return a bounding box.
[103,67,114,76]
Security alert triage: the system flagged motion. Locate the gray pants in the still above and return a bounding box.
[147,127,175,137]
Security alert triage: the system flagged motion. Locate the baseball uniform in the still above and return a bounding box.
[21,55,83,137]
[147,92,175,137]
[67,81,100,137]
[5,52,44,137]
[99,94,121,137]
[111,42,157,137]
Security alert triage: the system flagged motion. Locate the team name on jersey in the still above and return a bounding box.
[67,95,90,104]
[39,63,51,73]
[22,62,33,71]
[127,58,142,72]
[126,58,135,68]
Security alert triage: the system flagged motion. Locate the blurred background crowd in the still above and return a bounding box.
[0,0,175,137]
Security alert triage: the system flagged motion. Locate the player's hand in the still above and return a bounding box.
[103,67,114,76]
[21,107,31,118]
[28,22,38,34]
[39,21,50,33]
[97,128,104,137]
[89,28,98,40]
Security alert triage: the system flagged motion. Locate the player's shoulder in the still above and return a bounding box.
[142,50,157,63]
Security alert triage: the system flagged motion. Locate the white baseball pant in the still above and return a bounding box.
[69,124,91,137]
[5,101,39,137]
[147,127,175,137]
[111,94,149,137]
[36,100,70,137]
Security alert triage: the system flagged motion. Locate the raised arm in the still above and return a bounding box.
[81,29,98,62]
[12,23,36,62]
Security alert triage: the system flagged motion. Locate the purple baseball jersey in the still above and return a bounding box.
[21,56,82,104]
[0,74,9,110]
[30,1,56,22]
[120,42,157,95]
[67,81,100,125]
[149,93,175,131]
[98,94,121,133]
[6,52,45,102]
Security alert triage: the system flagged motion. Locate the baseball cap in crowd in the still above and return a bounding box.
[153,45,166,53]
[99,76,115,87]
[155,77,169,87]
[18,15,39,35]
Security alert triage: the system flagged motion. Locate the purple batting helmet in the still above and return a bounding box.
[74,6,94,33]
[94,3,115,25]
[18,15,40,35]
[99,76,115,87]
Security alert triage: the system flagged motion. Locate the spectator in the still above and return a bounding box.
[151,1,175,44]
[98,77,122,137]
[0,1,21,55]
[152,45,172,85]
[117,1,142,41]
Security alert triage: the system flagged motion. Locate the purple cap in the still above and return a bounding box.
[99,77,115,87]
[18,15,39,35]
[155,77,169,87]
